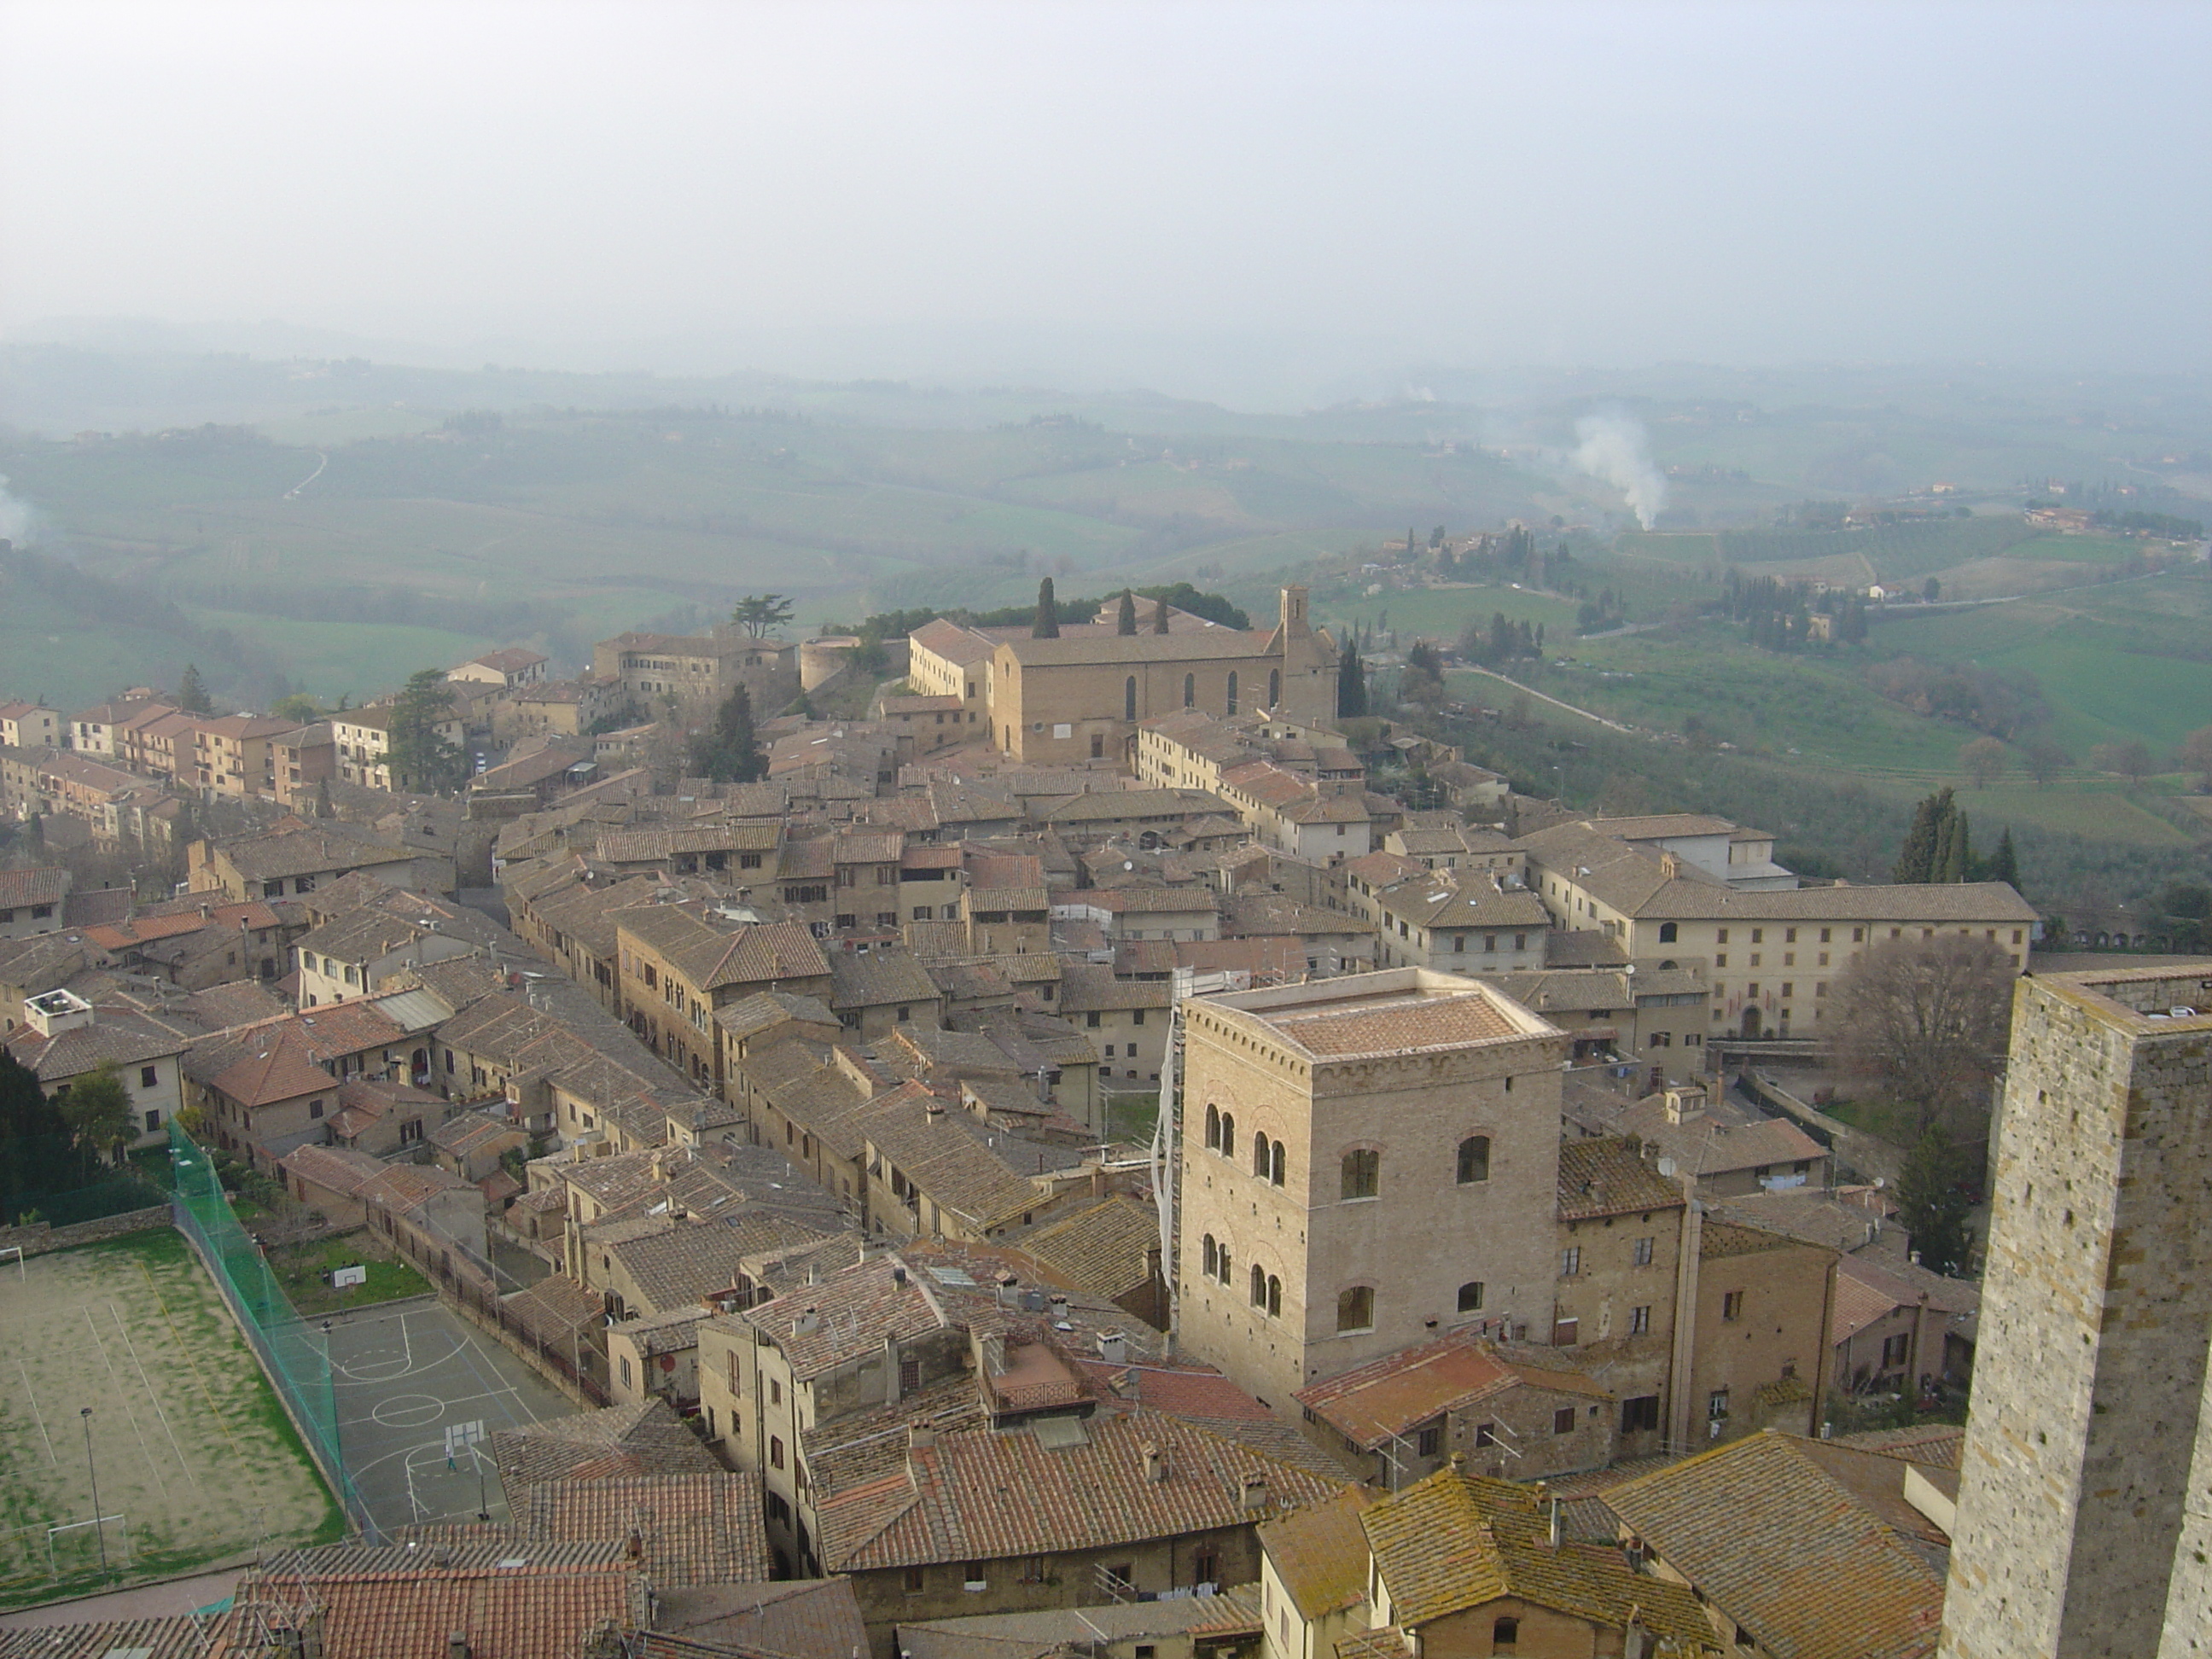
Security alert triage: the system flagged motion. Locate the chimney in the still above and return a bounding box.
[792,1307,821,1336]
[883,1332,904,1403]
[448,1634,470,1659]
[1097,1330,1127,1365]
[907,1422,936,1479]
[1239,1473,1269,1511]
[1143,1442,1167,1482]
[1548,1492,1562,1549]
[1659,850,1681,880]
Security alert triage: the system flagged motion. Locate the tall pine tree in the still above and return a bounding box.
[177,662,213,714]
[1893,788,1952,883]
[1985,826,2020,889]
[1032,578,1060,638]
[1116,589,1138,636]
[1152,594,1171,634]
[1336,643,1367,718]
[688,684,765,783]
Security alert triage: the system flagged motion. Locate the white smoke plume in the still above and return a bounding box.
[1572,411,1668,529]
[0,476,39,546]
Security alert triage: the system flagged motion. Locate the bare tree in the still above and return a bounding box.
[2020,736,2069,788]
[2177,725,2212,793]
[1959,736,2007,789]
[1825,934,2016,1136]
[2089,739,2155,782]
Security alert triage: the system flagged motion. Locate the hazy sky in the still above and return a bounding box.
[3,1,2207,400]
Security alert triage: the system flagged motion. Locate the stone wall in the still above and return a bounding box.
[1738,1071,1904,1186]
[0,1205,172,1257]
[1939,969,2212,1659]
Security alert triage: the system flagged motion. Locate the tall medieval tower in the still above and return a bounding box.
[1939,966,2212,1659]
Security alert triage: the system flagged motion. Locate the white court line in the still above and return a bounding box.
[335,1384,521,1435]
[80,1306,166,1493]
[435,1312,547,1432]
[108,1299,196,1485]
[15,1358,55,1465]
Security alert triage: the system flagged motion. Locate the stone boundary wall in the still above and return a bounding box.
[1738,1072,1905,1187]
[0,1204,174,1258]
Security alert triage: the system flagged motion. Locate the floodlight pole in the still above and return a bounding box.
[79,1408,107,1574]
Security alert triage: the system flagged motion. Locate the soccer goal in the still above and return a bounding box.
[0,1246,24,1281]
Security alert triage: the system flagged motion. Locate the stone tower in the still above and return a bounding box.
[1938,965,2212,1659]
[1173,968,1567,1417]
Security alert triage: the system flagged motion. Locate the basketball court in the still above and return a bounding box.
[317,1297,579,1534]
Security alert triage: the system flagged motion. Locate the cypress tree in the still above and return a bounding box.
[177,662,213,714]
[1940,809,1971,883]
[1894,788,1952,883]
[1152,594,1170,634]
[1032,578,1060,638]
[1336,643,1367,718]
[1986,826,2020,889]
[1116,589,1138,636]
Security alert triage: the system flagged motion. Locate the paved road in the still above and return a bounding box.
[0,1565,244,1628]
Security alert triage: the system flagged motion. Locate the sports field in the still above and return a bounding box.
[0,1230,343,1606]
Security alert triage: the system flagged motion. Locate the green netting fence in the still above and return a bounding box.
[168,1121,375,1539]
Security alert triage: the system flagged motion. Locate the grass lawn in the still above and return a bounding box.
[0,1228,344,1607]
[265,1236,432,1318]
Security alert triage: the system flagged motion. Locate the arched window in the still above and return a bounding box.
[1253,1132,1272,1179]
[1658,922,1678,943]
[1266,1274,1282,1317]
[1269,668,1281,708]
[1341,1148,1380,1200]
[1205,1103,1221,1150]
[1225,671,1238,716]
[1202,1235,1218,1276]
[1457,1135,1491,1185]
[1220,1113,1236,1160]
[1250,1264,1267,1307]
[1336,1285,1375,1333]
[1269,1140,1286,1186]
[1183,672,1196,708]
[1458,1280,1486,1313]
[1217,1246,1231,1284]
[1125,676,1137,722]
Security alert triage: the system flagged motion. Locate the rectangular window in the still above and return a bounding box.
[1632,1236,1654,1266]
[1714,953,1727,968]
[770,1436,784,1469]
[1722,1289,1744,1322]
[1417,1423,1441,1458]
[1554,1407,1576,1435]
[1882,1332,1910,1370]
[140,1065,159,1089]
[1708,1389,1730,1420]
[1560,1246,1581,1277]
[1630,1304,1650,1335]
[1715,928,1728,945]
[1751,928,1763,943]
[1552,1316,1579,1346]
[1780,982,1793,999]
[1621,1394,1661,1434]
[1475,1421,1498,1447]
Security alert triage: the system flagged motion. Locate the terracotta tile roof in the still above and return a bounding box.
[1604,1432,1949,1659]
[1295,1329,1611,1451]
[818,1408,1343,1574]
[281,1142,390,1196]
[1362,1470,1718,1650]
[830,950,941,1011]
[1826,1424,1965,1469]
[0,865,67,910]
[649,1578,870,1659]
[1258,1486,1380,1620]
[215,1543,643,1659]
[5,1007,191,1082]
[741,1254,952,1380]
[1557,1137,1686,1221]
[0,1617,210,1658]
[521,1471,770,1586]
[1226,979,1542,1061]
[492,1400,722,1496]
[1017,1194,1161,1304]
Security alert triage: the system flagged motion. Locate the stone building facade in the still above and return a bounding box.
[1939,964,2212,1659]
[591,625,798,724]
[1175,969,1568,1416]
